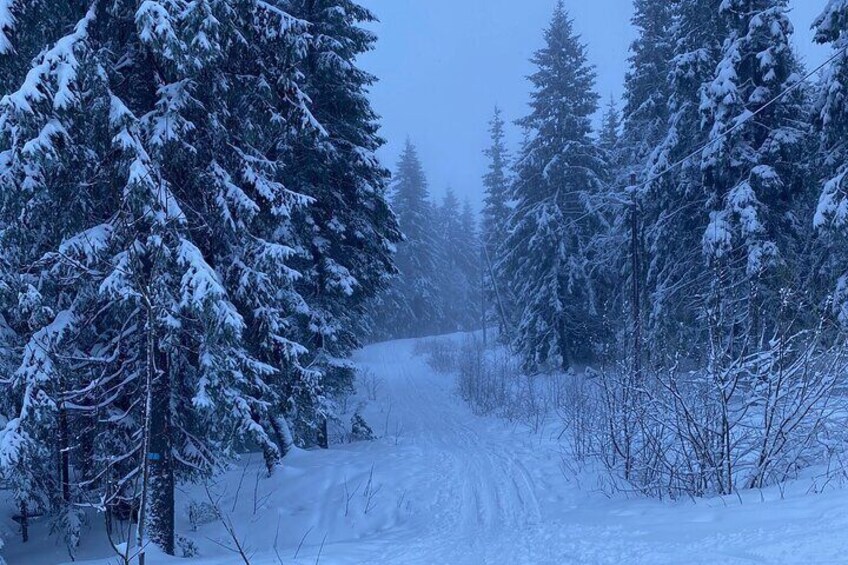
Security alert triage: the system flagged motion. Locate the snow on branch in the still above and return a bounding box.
[1,4,96,114]
[0,0,15,54]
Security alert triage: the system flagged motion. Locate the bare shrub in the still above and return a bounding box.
[558,371,604,463]
[455,336,563,432]
[509,374,552,433]
[415,337,459,373]
[187,500,219,531]
[457,337,511,416]
[360,369,384,402]
[588,328,848,499]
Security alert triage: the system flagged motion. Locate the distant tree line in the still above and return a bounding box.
[368,141,482,341]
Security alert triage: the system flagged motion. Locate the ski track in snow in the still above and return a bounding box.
[296,338,848,565]
[8,336,848,565]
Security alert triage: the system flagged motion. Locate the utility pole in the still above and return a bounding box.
[482,242,510,343]
[629,173,642,381]
[481,244,488,347]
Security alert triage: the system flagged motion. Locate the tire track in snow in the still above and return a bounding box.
[351,341,546,562]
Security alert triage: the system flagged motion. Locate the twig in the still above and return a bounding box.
[315,534,328,565]
[293,527,313,559]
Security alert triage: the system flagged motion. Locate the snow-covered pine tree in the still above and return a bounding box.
[481,107,512,335]
[0,1,86,95]
[700,0,812,350]
[813,1,848,324]
[432,189,480,334]
[267,0,401,448]
[369,140,441,339]
[609,0,675,364]
[434,188,465,333]
[640,0,727,353]
[0,0,320,555]
[459,198,482,332]
[598,96,621,157]
[502,1,607,371]
[619,0,675,180]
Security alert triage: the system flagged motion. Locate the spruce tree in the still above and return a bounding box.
[0,0,321,555]
[502,1,607,371]
[598,96,621,156]
[370,140,441,339]
[700,0,811,349]
[434,188,464,333]
[481,107,512,334]
[641,0,728,352]
[619,0,675,179]
[814,1,848,324]
[459,198,482,332]
[433,190,480,333]
[613,0,675,360]
[275,0,401,446]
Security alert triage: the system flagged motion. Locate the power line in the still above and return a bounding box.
[632,46,847,194]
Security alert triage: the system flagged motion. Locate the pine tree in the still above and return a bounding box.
[370,140,441,339]
[598,96,621,156]
[619,0,675,179]
[274,0,401,447]
[434,188,464,333]
[700,0,812,349]
[502,1,607,371]
[613,0,675,362]
[481,107,512,334]
[459,198,482,332]
[813,1,848,324]
[0,1,322,555]
[432,190,481,334]
[640,0,728,352]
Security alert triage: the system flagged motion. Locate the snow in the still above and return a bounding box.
[135,1,179,56]
[20,119,67,159]
[1,6,95,114]
[815,168,848,229]
[4,334,848,564]
[703,210,733,259]
[57,223,114,264]
[0,0,14,55]
[16,308,77,384]
[177,238,244,332]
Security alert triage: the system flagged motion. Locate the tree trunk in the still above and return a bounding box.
[19,500,28,543]
[59,404,71,504]
[77,406,97,491]
[317,416,329,449]
[270,415,294,458]
[147,350,175,555]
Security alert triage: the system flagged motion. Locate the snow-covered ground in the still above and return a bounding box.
[5,335,848,564]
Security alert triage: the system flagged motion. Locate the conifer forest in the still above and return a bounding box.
[2,1,848,563]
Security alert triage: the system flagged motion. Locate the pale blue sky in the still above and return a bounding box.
[359,0,828,208]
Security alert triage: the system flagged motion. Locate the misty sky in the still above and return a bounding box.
[358,0,829,209]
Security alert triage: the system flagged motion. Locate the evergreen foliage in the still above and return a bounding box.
[501,1,608,371]
[481,107,512,334]
[0,0,398,556]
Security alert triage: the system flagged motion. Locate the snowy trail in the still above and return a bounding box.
[349,339,545,562]
[14,335,848,565]
[299,337,848,565]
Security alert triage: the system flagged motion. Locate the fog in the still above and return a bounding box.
[360,0,828,208]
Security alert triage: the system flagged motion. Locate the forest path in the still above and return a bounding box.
[312,336,848,565]
[22,335,848,565]
[345,337,550,563]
